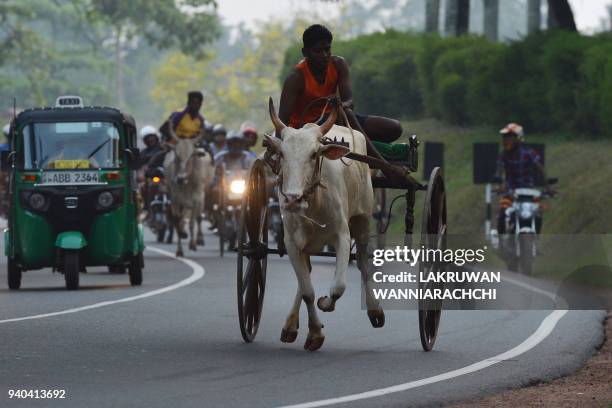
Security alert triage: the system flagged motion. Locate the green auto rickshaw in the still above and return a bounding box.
[1,96,145,290]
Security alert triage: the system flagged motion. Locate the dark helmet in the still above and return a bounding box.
[212,124,226,135]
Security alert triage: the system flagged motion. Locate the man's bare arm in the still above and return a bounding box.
[278,69,304,125]
[334,56,353,109]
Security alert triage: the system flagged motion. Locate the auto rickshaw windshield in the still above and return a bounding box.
[21,121,121,170]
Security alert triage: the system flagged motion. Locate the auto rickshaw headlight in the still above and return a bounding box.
[230,179,246,195]
[29,193,46,210]
[98,191,114,208]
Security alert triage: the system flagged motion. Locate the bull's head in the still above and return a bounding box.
[166,124,204,186]
[266,97,350,212]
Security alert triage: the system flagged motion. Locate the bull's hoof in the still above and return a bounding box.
[176,249,184,257]
[179,231,188,239]
[196,237,205,246]
[189,242,197,251]
[304,332,325,351]
[367,309,385,328]
[317,296,335,312]
[280,328,298,343]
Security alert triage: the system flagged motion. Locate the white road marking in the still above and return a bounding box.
[0,246,204,324]
[279,275,569,408]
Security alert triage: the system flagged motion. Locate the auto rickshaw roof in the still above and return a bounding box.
[14,107,136,128]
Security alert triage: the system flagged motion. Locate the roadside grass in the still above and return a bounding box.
[384,118,612,286]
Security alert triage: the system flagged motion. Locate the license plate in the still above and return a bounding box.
[41,171,100,185]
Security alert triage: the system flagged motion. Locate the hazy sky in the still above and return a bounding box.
[217,0,612,33]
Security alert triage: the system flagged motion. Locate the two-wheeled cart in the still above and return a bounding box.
[235,108,447,351]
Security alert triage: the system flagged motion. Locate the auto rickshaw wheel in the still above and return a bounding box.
[129,252,144,286]
[7,257,22,290]
[64,250,80,291]
[418,167,447,352]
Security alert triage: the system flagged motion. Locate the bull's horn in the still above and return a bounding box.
[319,105,337,137]
[268,97,286,137]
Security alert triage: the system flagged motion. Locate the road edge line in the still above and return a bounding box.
[0,246,204,324]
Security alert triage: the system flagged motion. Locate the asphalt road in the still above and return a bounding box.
[0,228,605,408]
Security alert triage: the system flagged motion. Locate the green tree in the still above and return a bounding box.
[75,0,220,108]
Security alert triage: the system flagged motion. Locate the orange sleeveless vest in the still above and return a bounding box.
[289,59,338,128]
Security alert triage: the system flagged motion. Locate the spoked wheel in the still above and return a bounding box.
[418,167,447,351]
[237,160,269,343]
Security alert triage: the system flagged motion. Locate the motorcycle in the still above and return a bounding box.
[493,178,557,275]
[215,167,246,255]
[145,167,172,243]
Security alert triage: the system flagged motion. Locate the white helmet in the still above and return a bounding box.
[499,123,524,140]
[140,125,160,139]
[2,124,9,137]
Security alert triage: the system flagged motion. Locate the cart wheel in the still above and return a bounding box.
[129,252,144,286]
[7,257,21,290]
[64,250,80,291]
[237,160,268,343]
[419,167,447,351]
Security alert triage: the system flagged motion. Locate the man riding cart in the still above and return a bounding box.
[278,24,411,167]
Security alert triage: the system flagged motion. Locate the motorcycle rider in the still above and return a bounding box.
[210,124,227,156]
[495,123,549,234]
[138,125,164,217]
[211,131,255,248]
[213,131,255,184]
[139,125,163,169]
[240,121,259,159]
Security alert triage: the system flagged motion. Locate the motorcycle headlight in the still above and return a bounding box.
[29,193,46,210]
[152,176,161,183]
[519,202,534,219]
[98,191,114,208]
[230,179,246,195]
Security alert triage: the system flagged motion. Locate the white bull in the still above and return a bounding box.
[164,127,214,257]
[265,98,384,351]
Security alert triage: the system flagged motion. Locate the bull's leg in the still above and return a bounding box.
[353,215,385,328]
[281,258,312,343]
[196,211,205,246]
[317,228,351,313]
[280,290,301,343]
[172,207,184,257]
[287,244,324,351]
[189,213,197,251]
[196,215,205,246]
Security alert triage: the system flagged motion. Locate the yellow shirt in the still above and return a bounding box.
[173,110,203,139]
